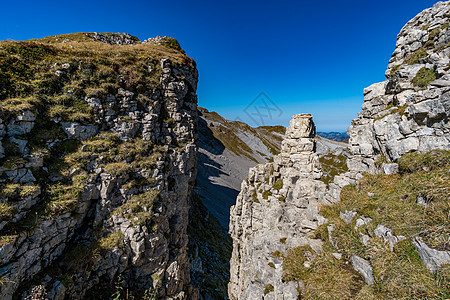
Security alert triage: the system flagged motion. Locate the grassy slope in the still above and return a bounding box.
[199,108,284,162]
[283,150,450,299]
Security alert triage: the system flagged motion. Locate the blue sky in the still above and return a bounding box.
[0,0,439,131]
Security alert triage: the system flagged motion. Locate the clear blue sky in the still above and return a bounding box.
[0,0,439,131]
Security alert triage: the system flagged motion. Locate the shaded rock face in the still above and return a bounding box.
[0,39,199,300]
[343,1,450,183]
[229,114,329,299]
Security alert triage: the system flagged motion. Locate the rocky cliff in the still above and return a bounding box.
[192,108,347,299]
[341,1,450,185]
[229,114,329,299]
[229,2,450,299]
[0,33,199,299]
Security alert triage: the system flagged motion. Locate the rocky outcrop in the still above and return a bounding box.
[328,2,450,277]
[342,1,450,184]
[229,114,329,299]
[85,32,140,45]
[413,237,450,273]
[0,34,198,299]
[229,2,450,299]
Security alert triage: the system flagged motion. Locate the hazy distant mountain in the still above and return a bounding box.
[317,131,349,142]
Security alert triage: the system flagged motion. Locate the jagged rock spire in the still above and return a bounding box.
[229,113,328,299]
[278,114,322,179]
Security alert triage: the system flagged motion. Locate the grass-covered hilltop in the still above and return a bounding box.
[0,32,200,299]
[0,32,192,103]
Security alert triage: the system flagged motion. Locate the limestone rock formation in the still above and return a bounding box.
[229,114,329,299]
[229,2,450,299]
[343,1,450,183]
[0,33,198,299]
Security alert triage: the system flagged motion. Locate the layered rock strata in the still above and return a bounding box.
[0,34,198,299]
[340,1,450,185]
[229,114,328,299]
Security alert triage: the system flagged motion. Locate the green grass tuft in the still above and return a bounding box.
[112,189,159,226]
[272,179,283,190]
[404,48,428,65]
[264,284,274,295]
[412,67,436,87]
[282,150,450,299]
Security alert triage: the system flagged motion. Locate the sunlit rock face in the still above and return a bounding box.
[343,1,450,183]
[0,33,199,300]
[229,114,329,299]
[229,2,450,299]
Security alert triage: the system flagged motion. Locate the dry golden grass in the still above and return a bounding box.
[64,230,125,272]
[0,97,41,118]
[283,243,364,299]
[103,162,132,176]
[0,202,16,222]
[367,238,449,299]
[284,151,450,299]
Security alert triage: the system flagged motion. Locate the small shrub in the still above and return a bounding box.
[262,190,272,200]
[264,284,274,295]
[412,67,436,87]
[268,262,275,268]
[272,179,283,190]
[280,237,287,244]
[404,48,428,65]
